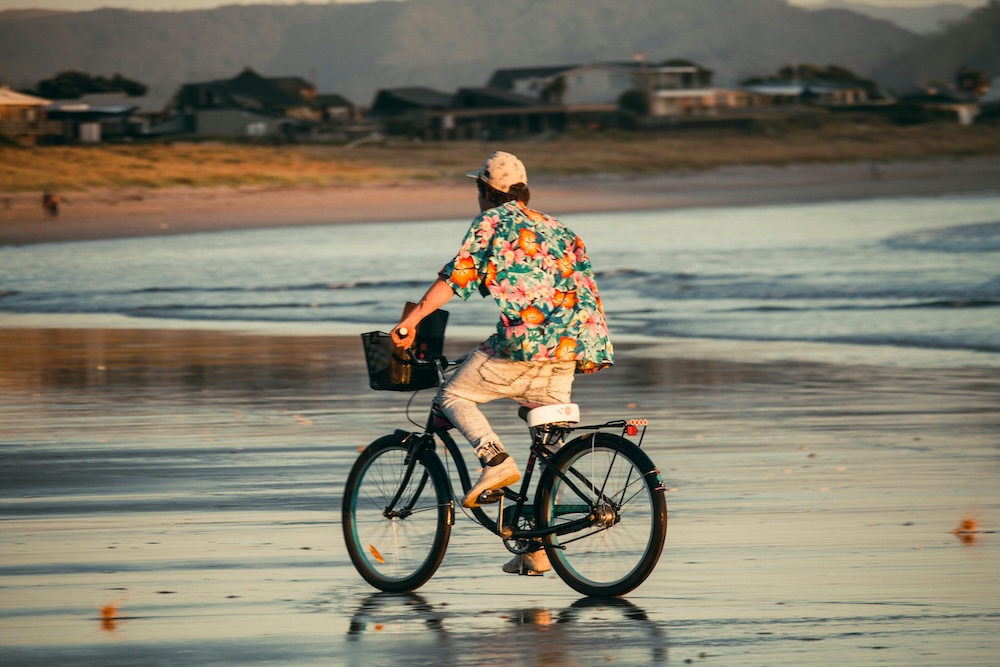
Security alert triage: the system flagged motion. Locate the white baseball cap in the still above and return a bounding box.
[466,151,528,193]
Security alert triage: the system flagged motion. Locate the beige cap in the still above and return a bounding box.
[466,151,528,193]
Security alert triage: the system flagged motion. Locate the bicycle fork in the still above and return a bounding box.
[388,429,455,526]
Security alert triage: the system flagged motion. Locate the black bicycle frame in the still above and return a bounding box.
[379,355,650,543]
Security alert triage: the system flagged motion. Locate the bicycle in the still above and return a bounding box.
[342,326,668,597]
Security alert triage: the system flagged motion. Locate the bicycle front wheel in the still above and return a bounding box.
[536,433,667,597]
[342,434,452,592]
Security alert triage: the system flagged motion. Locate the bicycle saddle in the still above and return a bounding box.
[519,403,580,427]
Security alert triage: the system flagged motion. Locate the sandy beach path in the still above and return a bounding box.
[1,328,997,666]
[2,157,999,245]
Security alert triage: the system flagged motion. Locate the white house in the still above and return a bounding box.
[488,60,735,117]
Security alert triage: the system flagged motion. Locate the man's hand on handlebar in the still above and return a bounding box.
[391,325,415,348]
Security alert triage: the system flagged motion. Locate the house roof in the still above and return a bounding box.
[487,66,578,90]
[487,60,712,90]
[315,93,354,108]
[72,92,171,114]
[269,76,313,91]
[452,87,541,109]
[0,86,50,106]
[369,87,453,112]
[745,81,866,96]
[48,101,137,114]
[175,68,310,111]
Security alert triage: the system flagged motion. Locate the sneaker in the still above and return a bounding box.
[462,457,520,508]
[502,549,551,575]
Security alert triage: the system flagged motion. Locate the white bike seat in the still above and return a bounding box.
[526,403,580,428]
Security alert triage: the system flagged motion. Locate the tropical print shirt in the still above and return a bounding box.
[440,201,613,373]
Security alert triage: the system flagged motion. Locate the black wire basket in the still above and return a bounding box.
[361,331,440,391]
[361,306,449,392]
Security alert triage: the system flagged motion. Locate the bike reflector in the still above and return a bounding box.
[626,419,648,436]
[368,544,385,564]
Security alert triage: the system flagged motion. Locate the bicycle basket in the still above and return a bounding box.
[362,305,448,392]
[361,331,439,392]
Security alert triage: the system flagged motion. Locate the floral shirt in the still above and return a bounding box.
[440,201,613,373]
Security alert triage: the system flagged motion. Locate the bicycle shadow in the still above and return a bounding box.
[344,592,668,665]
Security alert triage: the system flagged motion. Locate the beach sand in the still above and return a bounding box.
[2,156,1000,246]
[0,326,997,666]
[1,159,999,665]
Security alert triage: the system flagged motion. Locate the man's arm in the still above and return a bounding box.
[391,277,455,348]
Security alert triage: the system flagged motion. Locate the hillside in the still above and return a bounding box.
[874,1,1000,91]
[809,1,972,33]
[0,0,917,104]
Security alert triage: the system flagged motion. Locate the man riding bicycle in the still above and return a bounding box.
[391,151,614,575]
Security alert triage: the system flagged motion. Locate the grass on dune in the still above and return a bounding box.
[2,121,999,193]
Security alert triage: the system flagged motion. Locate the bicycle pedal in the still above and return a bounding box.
[477,489,504,505]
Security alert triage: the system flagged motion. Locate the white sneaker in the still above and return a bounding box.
[503,549,551,575]
[462,457,520,508]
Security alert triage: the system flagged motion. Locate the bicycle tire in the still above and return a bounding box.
[342,434,452,592]
[535,433,667,597]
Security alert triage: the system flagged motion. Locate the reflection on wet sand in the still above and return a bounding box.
[344,593,668,665]
[2,326,998,666]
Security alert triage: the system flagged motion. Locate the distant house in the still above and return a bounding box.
[0,86,61,144]
[448,87,580,139]
[489,63,622,105]
[901,86,980,125]
[171,68,320,138]
[315,93,358,125]
[369,85,581,140]
[368,87,453,118]
[46,99,137,142]
[488,59,732,118]
[984,77,1000,103]
[367,87,454,137]
[49,92,175,138]
[487,65,579,101]
[742,81,871,107]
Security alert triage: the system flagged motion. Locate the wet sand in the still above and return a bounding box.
[1,327,998,666]
[3,157,1000,245]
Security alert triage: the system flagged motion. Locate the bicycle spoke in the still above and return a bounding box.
[537,434,666,597]
[343,437,452,591]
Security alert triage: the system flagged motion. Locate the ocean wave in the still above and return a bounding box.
[884,221,1000,253]
[722,299,1000,313]
[122,279,428,295]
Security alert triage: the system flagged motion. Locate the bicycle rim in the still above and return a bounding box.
[342,437,451,592]
[537,434,667,597]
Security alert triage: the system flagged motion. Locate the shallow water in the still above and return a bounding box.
[1,195,998,360]
[1,329,997,666]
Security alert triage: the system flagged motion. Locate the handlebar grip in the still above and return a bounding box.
[397,327,408,338]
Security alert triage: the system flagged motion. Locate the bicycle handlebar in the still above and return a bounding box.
[397,345,466,369]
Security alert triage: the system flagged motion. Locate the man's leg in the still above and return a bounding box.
[438,350,527,507]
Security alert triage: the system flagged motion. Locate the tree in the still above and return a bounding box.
[31,70,148,99]
[955,65,989,99]
[542,76,566,104]
[618,89,649,116]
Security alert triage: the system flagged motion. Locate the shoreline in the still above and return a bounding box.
[1,314,997,370]
[2,156,999,245]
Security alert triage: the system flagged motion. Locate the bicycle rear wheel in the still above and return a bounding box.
[535,433,667,597]
[342,434,453,592]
